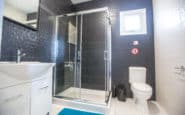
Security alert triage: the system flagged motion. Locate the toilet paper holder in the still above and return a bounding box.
[174,65,185,80]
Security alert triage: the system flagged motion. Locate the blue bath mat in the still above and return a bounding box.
[58,108,104,115]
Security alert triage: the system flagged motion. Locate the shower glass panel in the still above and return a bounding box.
[54,15,81,99]
[53,8,111,105]
[81,12,107,104]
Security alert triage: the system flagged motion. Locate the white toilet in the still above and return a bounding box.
[129,67,152,113]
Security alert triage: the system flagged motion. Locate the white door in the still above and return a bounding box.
[0,84,30,115]
[31,78,52,115]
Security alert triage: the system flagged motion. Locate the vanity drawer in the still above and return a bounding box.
[31,77,52,115]
[0,84,30,115]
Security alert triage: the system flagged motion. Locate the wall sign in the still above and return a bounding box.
[131,48,139,55]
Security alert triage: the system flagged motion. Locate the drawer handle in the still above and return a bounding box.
[40,86,49,90]
[4,94,23,103]
[104,51,108,61]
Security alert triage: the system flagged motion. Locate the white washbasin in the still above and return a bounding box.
[0,62,55,80]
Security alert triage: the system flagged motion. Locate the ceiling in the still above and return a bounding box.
[71,0,94,4]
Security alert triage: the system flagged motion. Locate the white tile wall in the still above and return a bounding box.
[153,0,185,114]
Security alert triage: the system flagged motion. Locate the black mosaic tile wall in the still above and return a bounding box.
[74,0,156,100]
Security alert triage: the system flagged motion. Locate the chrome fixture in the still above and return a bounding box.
[64,61,74,71]
[175,65,185,74]
[175,65,185,80]
[16,49,26,63]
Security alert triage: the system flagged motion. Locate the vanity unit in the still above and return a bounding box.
[0,62,55,115]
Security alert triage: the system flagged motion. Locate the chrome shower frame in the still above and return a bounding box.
[53,7,112,105]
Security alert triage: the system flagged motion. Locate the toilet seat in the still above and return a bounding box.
[132,83,152,93]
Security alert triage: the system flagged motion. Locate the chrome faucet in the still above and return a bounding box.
[16,49,26,63]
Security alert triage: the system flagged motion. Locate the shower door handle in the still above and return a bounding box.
[64,62,74,71]
[77,51,81,61]
[104,51,108,61]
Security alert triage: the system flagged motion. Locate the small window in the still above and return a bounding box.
[120,9,147,36]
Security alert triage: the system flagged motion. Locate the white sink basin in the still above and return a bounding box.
[0,62,55,80]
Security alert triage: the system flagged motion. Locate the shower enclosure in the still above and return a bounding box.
[53,8,112,105]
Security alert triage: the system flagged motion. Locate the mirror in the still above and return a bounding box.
[3,0,40,30]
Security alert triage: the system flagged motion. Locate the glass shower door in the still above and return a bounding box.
[80,11,109,104]
[54,15,81,99]
[54,8,112,105]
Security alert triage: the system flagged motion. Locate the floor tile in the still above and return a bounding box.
[52,98,168,115]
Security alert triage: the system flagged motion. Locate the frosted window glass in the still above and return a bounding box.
[124,15,141,32]
[120,9,147,36]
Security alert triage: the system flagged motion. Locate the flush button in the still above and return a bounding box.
[133,40,139,46]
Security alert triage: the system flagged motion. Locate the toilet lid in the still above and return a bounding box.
[132,83,152,92]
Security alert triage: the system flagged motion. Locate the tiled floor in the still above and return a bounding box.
[52,98,168,115]
[109,99,168,115]
[56,87,107,105]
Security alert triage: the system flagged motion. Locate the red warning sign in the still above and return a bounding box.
[131,48,139,55]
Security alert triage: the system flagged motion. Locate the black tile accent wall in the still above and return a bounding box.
[1,19,39,61]
[74,0,156,100]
